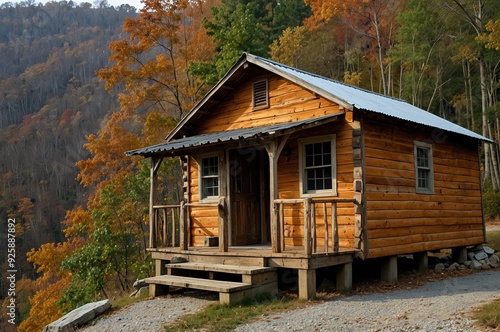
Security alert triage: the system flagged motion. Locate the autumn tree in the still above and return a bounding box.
[446,0,500,188]
[98,0,215,120]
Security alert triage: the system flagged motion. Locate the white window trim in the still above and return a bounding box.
[414,141,434,194]
[198,155,220,202]
[298,135,337,197]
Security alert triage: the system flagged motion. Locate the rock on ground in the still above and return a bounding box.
[44,299,111,332]
[77,294,215,332]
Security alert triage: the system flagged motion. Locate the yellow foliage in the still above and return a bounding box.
[343,71,362,86]
[17,278,71,332]
[477,19,500,51]
[269,26,308,67]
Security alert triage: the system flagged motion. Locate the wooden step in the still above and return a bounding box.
[166,262,276,275]
[145,275,251,293]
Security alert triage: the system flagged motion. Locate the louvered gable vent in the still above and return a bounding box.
[252,79,269,110]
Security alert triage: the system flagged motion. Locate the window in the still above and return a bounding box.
[299,135,336,196]
[200,156,219,199]
[414,141,434,194]
[252,79,269,110]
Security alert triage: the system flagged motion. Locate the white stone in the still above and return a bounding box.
[43,299,111,332]
[483,246,495,255]
[474,251,488,261]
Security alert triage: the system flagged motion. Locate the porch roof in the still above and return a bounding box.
[126,113,341,157]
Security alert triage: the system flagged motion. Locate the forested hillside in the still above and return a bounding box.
[1,0,500,331]
[0,2,137,330]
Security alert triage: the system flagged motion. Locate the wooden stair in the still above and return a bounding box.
[146,262,278,304]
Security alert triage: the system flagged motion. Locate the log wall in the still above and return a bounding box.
[197,73,341,133]
[363,114,484,258]
[186,72,357,247]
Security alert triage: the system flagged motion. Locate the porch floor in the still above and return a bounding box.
[149,245,356,270]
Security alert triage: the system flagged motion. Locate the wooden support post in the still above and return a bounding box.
[323,203,329,252]
[414,251,428,272]
[304,198,312,255]
[179,201,187,250]
[279,203,285,252]
[311,203,317,253]
[336,262,352,293]
[298,269,316,300]
[452,247,467,264]
[218,197,228,252]
[381,255,398,283]
[332,202,339,253]
[150,259,168,297]
[265,135,289,253]
[149,157,163,249]
[218,150,228,252]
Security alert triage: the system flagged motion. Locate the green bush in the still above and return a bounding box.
[483,187,500,220]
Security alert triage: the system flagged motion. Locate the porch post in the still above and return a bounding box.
[265,135,290,253]
[149,157,163,249]
[218,150,228,252]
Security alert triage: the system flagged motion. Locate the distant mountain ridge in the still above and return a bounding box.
[0,1,135,276]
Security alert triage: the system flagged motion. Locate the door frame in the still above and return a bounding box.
[227,147,270,246]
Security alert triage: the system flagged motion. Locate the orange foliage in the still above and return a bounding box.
[18,239,82,332]
[304,0,345,30]
[98,0,216,120]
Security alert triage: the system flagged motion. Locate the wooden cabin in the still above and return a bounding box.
[126,53,489,303]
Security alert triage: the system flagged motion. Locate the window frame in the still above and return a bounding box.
[414,141,434,194]
[252,78,269,110]
[298,135,337,197]
[199,155,220,201]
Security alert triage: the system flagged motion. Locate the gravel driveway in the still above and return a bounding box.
[80,269,500,332]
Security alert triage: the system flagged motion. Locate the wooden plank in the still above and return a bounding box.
[179,201,187,250]
[304,198,312,255]
[146,275,251,293]
[165,262,276,275]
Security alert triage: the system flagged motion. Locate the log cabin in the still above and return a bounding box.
[126,53,490,303]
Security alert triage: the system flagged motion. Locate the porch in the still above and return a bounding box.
[146,197,358,301]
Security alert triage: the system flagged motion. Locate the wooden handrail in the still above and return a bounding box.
[274,197,358,255]
[152,198,228,252]
[152,205,181,248]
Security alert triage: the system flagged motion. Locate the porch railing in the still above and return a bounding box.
[151,204,181,248]
[274,198,358,255]
[151,198,227,252]
[151,197,356,256]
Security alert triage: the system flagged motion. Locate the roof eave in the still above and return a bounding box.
[165,54,250,142]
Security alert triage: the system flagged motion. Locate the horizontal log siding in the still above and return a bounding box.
[278,121,355,248]
[186,73,355,248]
[363,117,484,258]
[197,75,342,133]
[188,156,219,246]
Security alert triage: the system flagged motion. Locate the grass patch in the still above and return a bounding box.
[475,298,500,329]
[474,230,500,330]
[165,293,309,332]
[486,229,500,251]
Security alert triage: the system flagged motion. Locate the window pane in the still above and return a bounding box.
[417,147,429,168]
[303,141,333,193]
[201,157,219,198]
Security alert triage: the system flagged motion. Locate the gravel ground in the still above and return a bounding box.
[236,270,500,332]
[78,270,500,332]
[78,293,216,332]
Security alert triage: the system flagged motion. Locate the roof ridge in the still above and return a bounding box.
[247,53,409,105]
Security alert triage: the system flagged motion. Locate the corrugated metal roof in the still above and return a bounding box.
[247,54,490,142]
[126,114,340,156]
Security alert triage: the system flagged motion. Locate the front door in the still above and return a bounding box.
[230,148,263,245]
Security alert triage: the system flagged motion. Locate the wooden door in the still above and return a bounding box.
[230,149,262,245]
